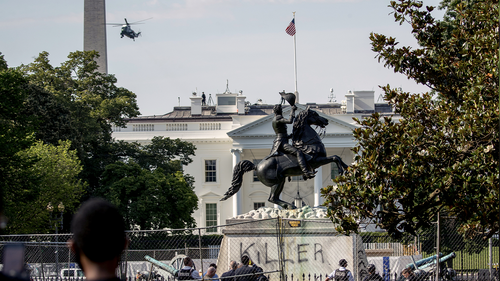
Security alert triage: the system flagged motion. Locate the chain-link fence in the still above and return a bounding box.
[0,216,498,281]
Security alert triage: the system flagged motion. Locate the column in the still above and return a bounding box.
[314,166,323,207]
[230,148,242,217]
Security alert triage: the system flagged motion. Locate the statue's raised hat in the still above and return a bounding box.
[279,91,296,106]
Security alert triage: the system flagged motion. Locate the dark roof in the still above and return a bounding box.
[247,105,274,115]
[304,103,343,115]
[125,102,392,122]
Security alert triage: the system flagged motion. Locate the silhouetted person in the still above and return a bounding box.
[325,259,354,281]
[68,198,128,281]
[178,256,201,280]
[202,92,207,106]
[203,264,219,281]
[203,267,217,281]
[363,264,383,281]
[220,261,237,281]
[402,268,417,281]
[233,255,262,281]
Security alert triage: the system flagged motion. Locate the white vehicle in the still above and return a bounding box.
[60,268,85,279]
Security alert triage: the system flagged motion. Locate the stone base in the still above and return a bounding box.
[217,207,368,281]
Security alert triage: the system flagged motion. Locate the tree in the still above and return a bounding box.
[100,162,198,230]
[20,51,141,196]
[97,137,198,230]
[0,51,141,233]
[322,0,498,239]
[0,63,39,232]
[0,51,144,233]
[4,140,86,234]
[0,52,7,71]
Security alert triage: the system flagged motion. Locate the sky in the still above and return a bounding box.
[0,0,445,116]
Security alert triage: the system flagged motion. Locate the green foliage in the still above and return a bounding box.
[19,50,141,196]
[1,51,198,233]
[137,136,197,171]
[20,50,140,140]
[0,67,39,231]
[5,140,86,234]
[22,84,73,146]
[322,0,498,239]
[0,52,7,71]
[0,51,141,233]
[0,68,36,155]
[97,137,198,230]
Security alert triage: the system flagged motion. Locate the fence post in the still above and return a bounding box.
[277,216,285,281]
[199,228,203,277]
[120,249,129,280]
[435,212,440,281]
[68,247,71,274]
[489,237,493,280]
[40,241,45,279]
[56,231,59,281]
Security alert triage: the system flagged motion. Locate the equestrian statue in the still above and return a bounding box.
[220,91,349,210]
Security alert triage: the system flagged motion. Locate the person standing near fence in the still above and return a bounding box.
[203,263,219,281]
[233,255,262,281]
[220,261,237,281]
[68,198,128,281]
[203,267,217,281]
[325,259,354,281]
[362,264,383,281]
[401,268,417,281]
[178,256,202,280]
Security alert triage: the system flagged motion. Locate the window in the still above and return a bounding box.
[200,123,221,130]
[253,159,261,181]
[218,96,236,105]
[205,160,217,182]
[254,202,265,210]
[206,203,217,233]
[331,163,340,180]
[166,123,187,131]
[133,124,155,131]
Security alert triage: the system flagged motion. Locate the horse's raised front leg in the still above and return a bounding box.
[313,155,349,174]
[268,180,296,210]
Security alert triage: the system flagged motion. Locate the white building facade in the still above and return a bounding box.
[112,90,393,231]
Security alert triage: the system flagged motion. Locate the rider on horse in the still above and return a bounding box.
[265,104,316,180]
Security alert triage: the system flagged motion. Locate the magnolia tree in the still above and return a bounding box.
[322,0,498,239]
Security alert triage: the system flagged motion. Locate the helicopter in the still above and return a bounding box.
[107,18,152,41]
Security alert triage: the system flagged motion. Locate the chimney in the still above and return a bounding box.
[352,91,374,113]
[190,92,202,115]
[237,91,246,115]
[345,91,355,113]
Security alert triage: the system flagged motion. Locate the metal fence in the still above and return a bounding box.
[0,215,498,281]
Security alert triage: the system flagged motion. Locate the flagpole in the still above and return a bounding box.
[292,12,298,104]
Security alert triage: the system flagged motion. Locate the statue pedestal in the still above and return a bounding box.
[217,206,368,281]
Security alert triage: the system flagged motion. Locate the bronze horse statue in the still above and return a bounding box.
[220,107,349,209]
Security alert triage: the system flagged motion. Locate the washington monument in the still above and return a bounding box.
[84,0,107,74]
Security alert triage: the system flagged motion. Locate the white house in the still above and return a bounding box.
[112,89,393,231]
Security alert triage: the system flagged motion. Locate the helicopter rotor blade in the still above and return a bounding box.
[129,17,153,24]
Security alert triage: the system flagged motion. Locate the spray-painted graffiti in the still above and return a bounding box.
[225,235,367,281]
[239,241,326,265]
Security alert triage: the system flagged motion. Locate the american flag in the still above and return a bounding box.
[285,19,296,36]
